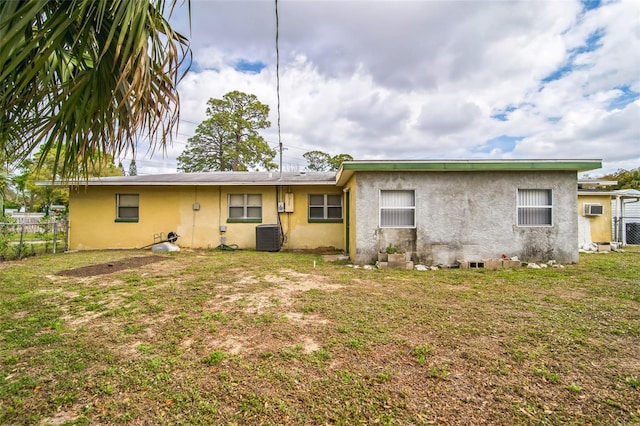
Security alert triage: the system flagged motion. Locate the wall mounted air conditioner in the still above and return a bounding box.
[584,203,604,216]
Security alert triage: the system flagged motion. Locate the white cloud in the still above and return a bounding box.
[130,0,639,176]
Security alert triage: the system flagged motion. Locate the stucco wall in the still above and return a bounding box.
[68,185,344,251]
[577,194,613,243]
[352,170,579,265]
[278,186,345,250]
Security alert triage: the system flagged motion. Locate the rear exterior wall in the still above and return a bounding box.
[352,170,579,265]
[68,185,344,251]
[577,194,613,243]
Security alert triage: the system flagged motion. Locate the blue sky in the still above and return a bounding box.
[129,0,639,176]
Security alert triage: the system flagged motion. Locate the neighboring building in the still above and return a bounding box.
[575,180,640,247]
[62,159,602,265]
[577,179,617,249]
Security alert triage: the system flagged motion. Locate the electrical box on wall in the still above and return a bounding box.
[192,202,200,211]
[277,202,285,213]
[284,193,294,212]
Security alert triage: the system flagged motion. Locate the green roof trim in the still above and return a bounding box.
[335,160,602,186]
[339,160,602,172]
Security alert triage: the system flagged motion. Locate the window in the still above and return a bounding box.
[380,190,415,227]
[308,194,343,222]
[517,189,552,226]
[228,194,262,222]
[116,194,139,222]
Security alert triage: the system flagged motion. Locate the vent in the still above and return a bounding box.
[256,224,281,251]
[584,203,604,216]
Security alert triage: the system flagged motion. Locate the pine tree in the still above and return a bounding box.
[177,91,276,172]
[128,159,138,177]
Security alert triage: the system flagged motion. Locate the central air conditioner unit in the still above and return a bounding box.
[255,224,281,251]
[584,203,604,216]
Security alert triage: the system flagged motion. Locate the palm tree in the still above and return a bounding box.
[0,0,190,179]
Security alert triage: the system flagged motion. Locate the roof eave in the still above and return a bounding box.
[577,191,617,196]
[57,180,337,187]
[336,159,602,186]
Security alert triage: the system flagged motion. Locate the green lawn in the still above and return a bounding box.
[0,248,638,425]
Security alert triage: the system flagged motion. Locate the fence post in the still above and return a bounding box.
[18,223,25,258]
[53,221,58,254]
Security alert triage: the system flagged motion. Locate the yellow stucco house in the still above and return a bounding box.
[67,171,344,252]
[577,179,617,249]
[62,159,604,265]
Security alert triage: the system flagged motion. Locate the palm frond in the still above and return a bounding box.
[0,0,191,180]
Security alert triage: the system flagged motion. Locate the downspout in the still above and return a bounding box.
[218,186,224,247]
[276,185,285,248]
[344,187,350,256]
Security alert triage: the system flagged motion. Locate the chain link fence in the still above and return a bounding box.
[613,217,640,245]
[0,220,68,261]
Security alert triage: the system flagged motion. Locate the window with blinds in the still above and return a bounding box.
[116,194,139,222]
[380,190,415,228]
[228,194,262,221]
[517,189,552,226]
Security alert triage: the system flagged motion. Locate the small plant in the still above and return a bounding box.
[428,364,450,379]
[533,366,560,383]
[347,338,365,350]
[412,343,434,364]
[337,369,356,383]
[566,383,582,393]
[98,383,115,395]
[375,368,393,383]
[124,324,145,334]
[259,351,274,359]
[279,344,304,360]
[309,349,331,365]
[625,376,640,389]
[385,244,404,254]
[2,354,19,364]
[202,350,227,366]
[203,312,230,323]
[136,343,154,354]
[255,312,276,324]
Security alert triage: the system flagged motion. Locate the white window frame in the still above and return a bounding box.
[308,194,343,222]
[379,189,416,228]
[517,189,553,226]
[116,194,139,222]
[228,194,262,221]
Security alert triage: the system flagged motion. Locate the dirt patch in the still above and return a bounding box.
[207,269,344,315]
[56,256,168,277]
